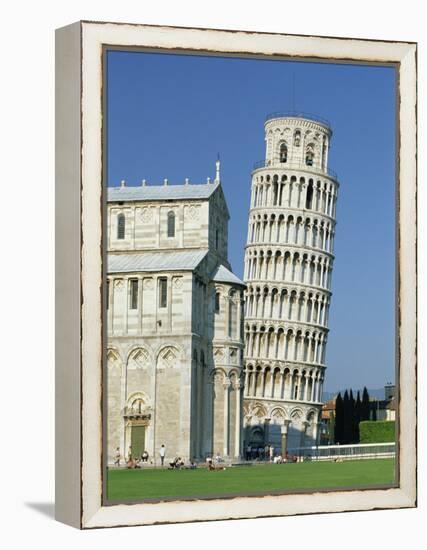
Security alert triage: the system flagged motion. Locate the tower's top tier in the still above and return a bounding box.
[263,113,333,174]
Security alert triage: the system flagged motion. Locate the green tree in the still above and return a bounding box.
[349,389,355,442]
[343,390,350,444]
[354,391,362,443]
[334,392,344,444]
[362,387,370,421]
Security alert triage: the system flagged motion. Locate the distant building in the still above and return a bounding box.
[320,383,396,446]
[320,398,336,444]
[370,384,396,421]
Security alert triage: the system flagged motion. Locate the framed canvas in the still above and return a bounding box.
[55,20,417,529]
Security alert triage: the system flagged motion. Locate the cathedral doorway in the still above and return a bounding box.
[250,426,264,447]
[124,393,151,459]
[130,424,146,458]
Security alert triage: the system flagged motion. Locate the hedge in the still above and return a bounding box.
[359,421,395,443]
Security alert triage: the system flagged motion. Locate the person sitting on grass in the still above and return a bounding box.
[208,461,226,472]
[169,456,184,469]
[141,450,149,462]
[169,457,179,469]
[210,462,226,471]
[206,456,226,471]
[126,457,141,469]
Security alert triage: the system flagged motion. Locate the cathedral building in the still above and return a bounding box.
[242,114,339,453]
[106,162,245,464]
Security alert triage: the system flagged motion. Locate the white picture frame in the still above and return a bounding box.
[55,20,417,529]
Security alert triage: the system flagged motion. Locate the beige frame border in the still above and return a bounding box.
[55,20,417,529]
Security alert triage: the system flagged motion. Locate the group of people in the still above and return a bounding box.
[245,444,276,462]
[244,444,299,464]
[113,447,150,468]
[126,456,142,469]
[113,442,301,470]
[273,452,298,464]
[206,456,226,471]
[168,456,197,470]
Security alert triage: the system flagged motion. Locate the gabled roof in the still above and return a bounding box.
[108,250,208,274]
[211,264,245,287]
[107,182,220,202]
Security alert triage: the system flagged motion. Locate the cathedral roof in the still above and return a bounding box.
[108,249,208,273]
[107,182,220,202]
[211,264,245,287]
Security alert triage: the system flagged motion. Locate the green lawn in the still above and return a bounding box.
[106,458,395,502]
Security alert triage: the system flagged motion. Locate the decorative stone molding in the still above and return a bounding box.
[128,348,150,370]
[157,346,179,369]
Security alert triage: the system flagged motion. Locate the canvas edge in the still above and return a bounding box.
[55,21,83,529]
[54,20,417,529]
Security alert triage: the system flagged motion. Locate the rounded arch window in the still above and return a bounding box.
[130,397,145,414]
[215,291,221,313]
[117,213,125,239]
[279,142,288,163]
[306,182,314,209]
[294,129,301,147]
[305,144,315,166]
[167,211,176,237]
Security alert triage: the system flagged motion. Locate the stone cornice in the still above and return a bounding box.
[247,206,337,225]
[244,318,330,334]
[244,242,335,260]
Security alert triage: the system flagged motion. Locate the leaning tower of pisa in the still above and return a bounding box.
[242,113,339,455]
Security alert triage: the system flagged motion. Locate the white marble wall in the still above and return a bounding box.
[107,187,244,464]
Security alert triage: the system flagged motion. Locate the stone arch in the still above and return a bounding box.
[249,425,265,444]
[156,345,181,369]
[270,407,288,424]
[279,140,288,163]
[124,390,152,439]
[306,408,318,423]
[127,346,152,370]
[251,402,268,419]
[107,347,121,365]
[290,407,304,422]
[126,390,151,410]
[210,367,227,384]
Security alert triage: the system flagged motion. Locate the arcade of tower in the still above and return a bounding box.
[243,115,339,452]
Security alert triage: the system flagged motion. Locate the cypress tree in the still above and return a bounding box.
[355,391,362,443]
[343,390,350,444]
[349,389,355,442]
[334,392,343,444]
[362,387,370,421]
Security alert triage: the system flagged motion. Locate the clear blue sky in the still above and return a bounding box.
[106,50,396,393]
